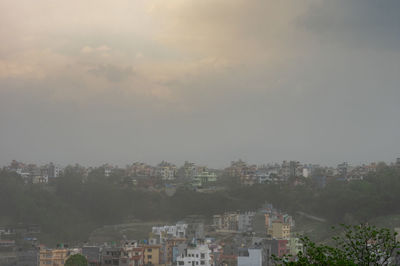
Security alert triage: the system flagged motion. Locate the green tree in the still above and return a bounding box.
[274,224,400,265]
[65,254,88,266]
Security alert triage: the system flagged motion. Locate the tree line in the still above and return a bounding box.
[1,164,400,244]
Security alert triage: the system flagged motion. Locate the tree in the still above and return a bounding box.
[274,224,400,265]
[65,254,88,266]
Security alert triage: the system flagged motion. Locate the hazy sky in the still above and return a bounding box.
[1,0,399,168]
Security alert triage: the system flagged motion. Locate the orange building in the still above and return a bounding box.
[39,248,69,266]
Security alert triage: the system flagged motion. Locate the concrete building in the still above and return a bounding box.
[288,238,303,257]
[82,246,101,266]
[16,249,39,266]
[265,239,288,258]
[213,213,239,232]
[39,248,69,266]
[143,245,161,266]
[237,248,262,266]
[176,244,212,266]
[150,223,188,244]
[166,238,187,265]
[101,246,121,266]
[186,222,205,240]
[267,221,290,240]
[238,212,256,233]
[157,161,177,181]
[337,162,349,177]
[192,172,218,188]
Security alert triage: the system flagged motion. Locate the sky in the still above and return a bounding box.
[1,0,400,168]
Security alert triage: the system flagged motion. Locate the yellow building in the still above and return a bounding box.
[39,248,69,266]
[267,221,290,239]
[143,245,162,265]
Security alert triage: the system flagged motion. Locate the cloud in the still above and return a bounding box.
[88,64,134,82]
[300,0,400,50]
[0,0,400,166]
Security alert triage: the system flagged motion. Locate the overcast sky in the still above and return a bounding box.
[1,0,399,168]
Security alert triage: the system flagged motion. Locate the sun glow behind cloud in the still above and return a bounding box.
[0,0,400,166]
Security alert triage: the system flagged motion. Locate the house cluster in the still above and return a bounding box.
[210,205,301,266]
[6,160,61,184]
[0,224,41,266]
[0,204,302,266]
[223,159,388,186]
[30,220,213,266]
[5,158,399,188]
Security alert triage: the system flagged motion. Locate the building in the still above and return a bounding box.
[237,248,262,266]
[267,221,290,239]
[48,162,61,179]
[192,172,218,188]
[213,213,239,232]
[238,212,256,233]
[265,239,288,258]
[39,248,69,266]
[101,246,121,266]
[82,246,102,266]
[17,249,39,266]
[288,238,303,257]
[337,162,349,177]
[166,238,187,265]
[186,222,205,240]
[143,245,161,266]
[151,223,188,244]
[157,161,177,181]
[176,244,212,266]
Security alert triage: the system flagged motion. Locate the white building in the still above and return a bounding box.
[176,244,212,266]
[151,223,188,244]
[158,166,177,180]
[237,248,262,266]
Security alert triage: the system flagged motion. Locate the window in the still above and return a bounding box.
[201,253,205,259]
[147,255,152,259]
[147,248,152,252]
[201,261,205,265]
[179,262,184,266]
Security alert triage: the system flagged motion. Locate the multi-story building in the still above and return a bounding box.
[101,242,144,266]
[213,213,239,232]
[176,244,212,266]
[237,248,262,266]
[265,239,288,258]
[39,248,69,266]
[143,245,161,266]
[157,162,177,181]
[267,221,290,240]
[150,223,188,244]
[183,161,197,179]
[186,222,205,240]
[165,238,187,265]
[101,246,121,266]
[238,212,256,233]
[192,171,218,188]
[337,162,349,177]
[82,246,102,266]
[48,162,62,178]
[127,162,155,177]
[288,238,303,257]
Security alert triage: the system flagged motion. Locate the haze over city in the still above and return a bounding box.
[1,0,400,168]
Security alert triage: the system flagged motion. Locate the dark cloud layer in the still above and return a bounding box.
[301,0,400,50]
